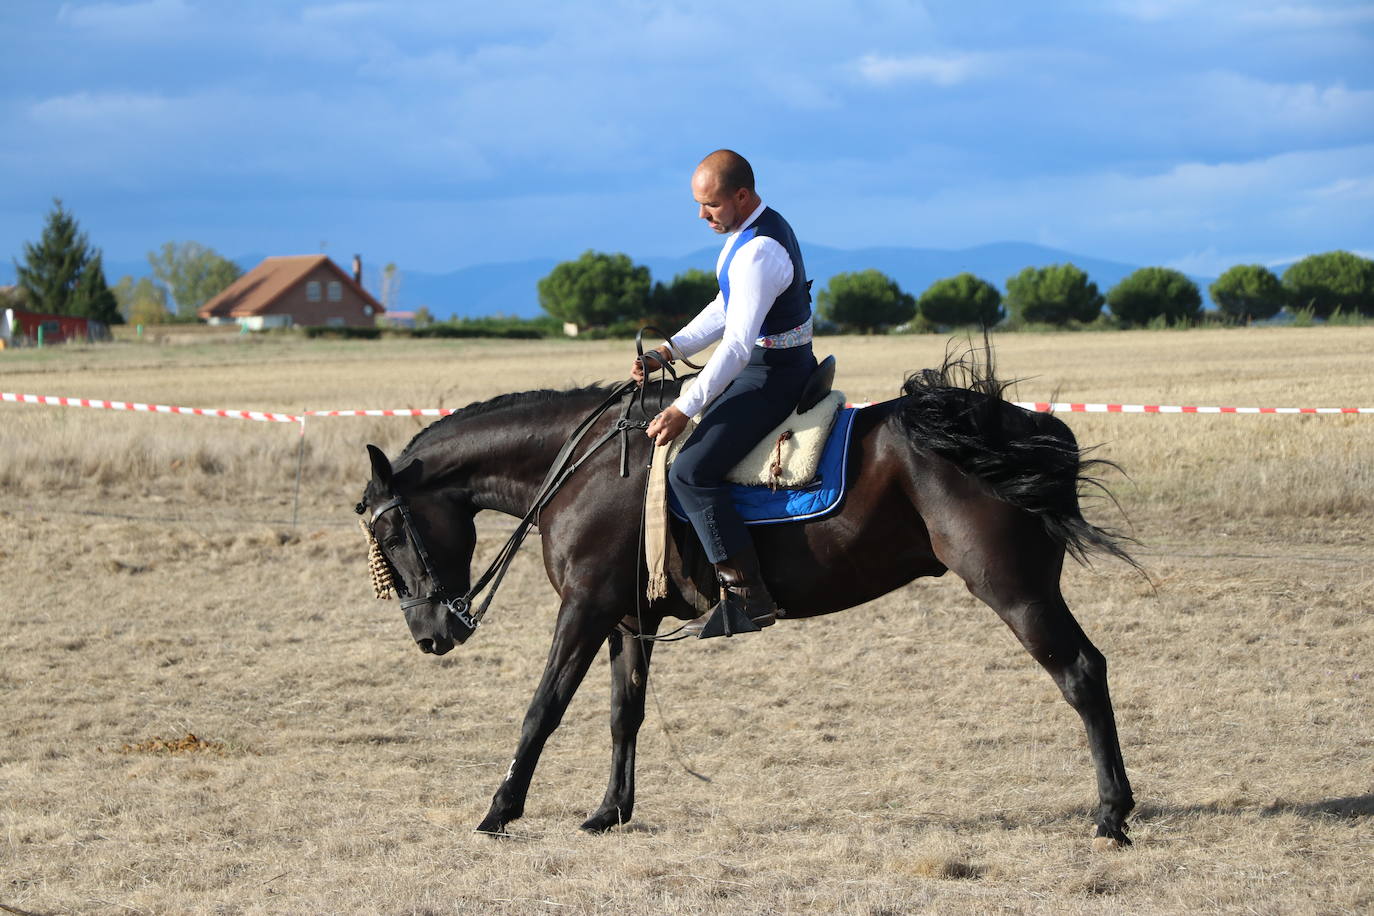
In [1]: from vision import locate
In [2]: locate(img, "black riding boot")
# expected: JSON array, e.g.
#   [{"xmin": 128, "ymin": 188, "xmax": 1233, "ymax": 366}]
[{"xmin": 683, "ymin": 545, "xmax": 778, "ymax": 638}]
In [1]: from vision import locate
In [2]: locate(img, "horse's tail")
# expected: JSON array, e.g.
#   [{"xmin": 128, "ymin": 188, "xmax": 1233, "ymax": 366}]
[{"xmin": 895, "ymin": 337, "xmax": 1140, "ymax": 571}]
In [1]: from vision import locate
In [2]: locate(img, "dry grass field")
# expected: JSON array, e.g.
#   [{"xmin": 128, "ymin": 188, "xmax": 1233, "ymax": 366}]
[{"xmin": 2, "ymin": 328, "xmax": 1371, "ymax": 915}]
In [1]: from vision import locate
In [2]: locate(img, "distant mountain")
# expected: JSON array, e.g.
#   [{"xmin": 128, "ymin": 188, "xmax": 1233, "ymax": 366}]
[
  {"xmin": 391, "ymin": 241, "xmax": 1217, "ymax": 320},
  {"xmin": 399, "ymin": 257, "xmax": 560, "ymax": 319},
  {"xmin": 1, "ymin": 243, "xmax": 1218, "ymax": 319}
]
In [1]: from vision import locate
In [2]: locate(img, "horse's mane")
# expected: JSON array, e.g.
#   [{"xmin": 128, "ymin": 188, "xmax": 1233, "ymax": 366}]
[{"xmin": 398, "ymin": 383, "xmax": 624, "ymax": 458}]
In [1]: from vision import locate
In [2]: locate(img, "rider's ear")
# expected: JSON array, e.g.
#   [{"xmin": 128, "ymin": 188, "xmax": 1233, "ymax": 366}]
[{"xmin": 367, "ymin": 444, "xmax": 393, "ymax": 490}]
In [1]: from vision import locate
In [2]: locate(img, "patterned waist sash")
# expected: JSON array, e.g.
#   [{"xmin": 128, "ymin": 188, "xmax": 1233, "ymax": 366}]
[{"xmin": 756, "ymin": 316, "xmax": 813, "ymax": 349}]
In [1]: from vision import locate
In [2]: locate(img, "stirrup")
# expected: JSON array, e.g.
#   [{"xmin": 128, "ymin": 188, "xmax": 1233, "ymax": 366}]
[{"xmin": 691, "ymin": 601, "xmax": 769, "ymax": 639}]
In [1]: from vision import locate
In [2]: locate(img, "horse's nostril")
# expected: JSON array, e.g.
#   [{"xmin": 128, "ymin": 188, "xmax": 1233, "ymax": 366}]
[{"xmin": 417, "ymin": 638, "xmax": 435, "ymax": 654}]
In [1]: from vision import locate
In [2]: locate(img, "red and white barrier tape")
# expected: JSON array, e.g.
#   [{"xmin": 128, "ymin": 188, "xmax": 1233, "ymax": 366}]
[
  {"xmin": 5, "ymin": 391, "xmax": 1372, "ymax": 421},
  {"xmin": 1012, "ymin": 402, "xmax": 1374, "ymax": 415},
  {"xmin": 845, "ymin": 400, "xmax": 1374, "ymax": 414},
  {"xmin": 2, "ymin": 391, "xmax": 301, "ymax": 423},
  {"xmin": 306, "ymin": 408, "xmax": 457, "ymax": 417},
  {"xmin": 314, "ymin": 402, "xmax": 1374, "ymax": 416}
]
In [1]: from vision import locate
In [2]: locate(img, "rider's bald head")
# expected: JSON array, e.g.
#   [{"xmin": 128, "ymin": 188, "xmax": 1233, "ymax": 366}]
[{"xmin": 695, "ymin": 149, "xmax": 755, "ymax": 195}]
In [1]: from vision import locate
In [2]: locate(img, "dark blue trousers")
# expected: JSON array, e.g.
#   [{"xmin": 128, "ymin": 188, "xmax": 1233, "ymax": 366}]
[{"xmin": 669, "ymin": 344, "xmax": 817, "ymax": 563}]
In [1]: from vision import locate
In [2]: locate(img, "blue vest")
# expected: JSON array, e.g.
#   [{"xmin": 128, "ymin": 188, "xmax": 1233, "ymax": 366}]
[{"xmin": 717, "ymin": 207, "xmax": 812, "ymax": 338}]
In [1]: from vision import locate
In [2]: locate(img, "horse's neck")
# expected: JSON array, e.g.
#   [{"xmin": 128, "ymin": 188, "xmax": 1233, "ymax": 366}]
[{"xmin": 414, "ymin": 394, "xmax": 604, "ymax": 518}]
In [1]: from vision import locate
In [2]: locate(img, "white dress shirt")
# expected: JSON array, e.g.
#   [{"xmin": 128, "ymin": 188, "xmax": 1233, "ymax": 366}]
[{"xmin": 668, "ymin": 201, "xmax": 795, "ymax": 418}]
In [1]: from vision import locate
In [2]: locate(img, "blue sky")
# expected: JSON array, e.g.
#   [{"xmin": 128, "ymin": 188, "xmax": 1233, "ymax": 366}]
[{"xmin": 2, "ymin": 0, "xmax": 1371, "ymax": 278}]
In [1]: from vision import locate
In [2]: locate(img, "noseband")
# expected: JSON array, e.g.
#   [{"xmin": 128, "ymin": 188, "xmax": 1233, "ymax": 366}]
[{"xmin": 369, "ymin": 495, "xmax": 481, "ymax": 636}]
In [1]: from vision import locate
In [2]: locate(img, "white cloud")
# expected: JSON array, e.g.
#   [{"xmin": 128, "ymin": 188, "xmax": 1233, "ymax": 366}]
[
  {"xmin": 1111, "ymin": 0, "xmax": 1210, "ymax": 22},
  {"xmin": 299, "ymin": 1, "xmax": 387, "ymax": 23},
  {"xmin": 29, "ymin": 90, "xmax": 171, "ymax": 124},
  {"xmin": 1198, "ymin": 72, "xmax": 1374, "ymax": 134},
  {"xmin": 786, "ymin": 144, "xmax": 1374, "ymax": 270},
  {"xmin": 8, "ymin": 0, "xmax": 1371, "ymax": 273},
  {"xmin": 1072, "ymin": 70, "xmax": 1374, "ymax": 153},
  {"xmin": 1114, "ymin": 0, "xmax": 1374, "ymax": 30},
  {"xmin": 57, "ymin": 0, "xmax": 192, "ymax": 32},
  {"xmin": 855, "ymin": 52, "xmax": 988, "ymax": 87},
  {"xmin": 1311, "ymin": 176, "xmax": 1374, "ymax": 200},
  {"xmin": 1237, "ymin": 4, "xmax": 1374, "ymax": 28},
  {"xmin": 20, "ymin": 86, "xmax": 495, "ymax": 190},
  {"xmin": 1166, "ymin": 248, "xmax": 1262, "ymax": 277}
]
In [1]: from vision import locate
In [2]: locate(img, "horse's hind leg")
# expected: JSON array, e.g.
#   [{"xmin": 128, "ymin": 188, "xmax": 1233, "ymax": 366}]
[
  {"xmin": 942, "ymin": 517, "xmax": 1135, "ymax": 845},
  {"xmin": 581, "ymin": 624, "xmax": 657, "ymax": 832},
  {"xmin": 994, "ymin": 591, "xmax": 1134, "ymax": 846}
]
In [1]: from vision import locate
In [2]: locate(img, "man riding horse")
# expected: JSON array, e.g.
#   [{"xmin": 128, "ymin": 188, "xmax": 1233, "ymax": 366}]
[{"xmin": 632, "ymin": 149, "xmax": 817, "ymax": 636}]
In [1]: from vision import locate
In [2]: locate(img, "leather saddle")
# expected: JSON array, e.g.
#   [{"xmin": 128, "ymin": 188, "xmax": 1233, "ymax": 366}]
[{"xmin": 797, "ymin": 354, "xmax": 836, "ymax": 415}]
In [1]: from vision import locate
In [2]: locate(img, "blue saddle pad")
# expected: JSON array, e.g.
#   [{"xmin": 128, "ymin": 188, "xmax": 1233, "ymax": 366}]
[{"xmin": 669, "ymin": 407, "xmax": 860, "ymax": 526}]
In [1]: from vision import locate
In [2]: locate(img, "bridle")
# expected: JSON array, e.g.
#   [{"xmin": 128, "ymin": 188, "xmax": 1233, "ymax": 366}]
[
  {"xmin": 360, "ymin": 332, "xmax": 697, "ymax": 642},
  {"xmin": 368, "ymin": 494, "xmax": 482, "ymax": 637}
]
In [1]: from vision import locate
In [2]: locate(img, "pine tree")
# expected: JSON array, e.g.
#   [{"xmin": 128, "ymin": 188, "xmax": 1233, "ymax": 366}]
[
  {"xmin": 72, "ymin": 252, "xmax": 122, "ymax": 324},
  {"xmin": 16, "ymin": 199, "xmax": 86, "ymax": 315},
  {"xmin": 14, "ymin": 199, "xmax": 122, "ymax": 323}
]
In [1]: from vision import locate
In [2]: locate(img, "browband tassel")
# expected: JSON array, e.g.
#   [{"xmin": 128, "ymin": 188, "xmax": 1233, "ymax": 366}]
[{"xmin": 359, "ymin": 518, "xmax": 395, "ymax": 599}]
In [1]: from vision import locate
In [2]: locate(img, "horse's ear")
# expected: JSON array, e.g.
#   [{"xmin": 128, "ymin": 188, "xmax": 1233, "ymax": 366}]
[
  {"xmin": 366, "ymin": 444, "xmax": 393, "ymax": 489},
  {"xmin": 394, "ymin": 458, "xmax": 424, "ymax": 489}
]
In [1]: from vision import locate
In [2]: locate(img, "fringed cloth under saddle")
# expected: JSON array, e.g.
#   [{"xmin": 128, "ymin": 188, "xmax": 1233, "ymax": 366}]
[{"xmin": 643, "ymin": 386, "xmax": 846, "ymax": 602}]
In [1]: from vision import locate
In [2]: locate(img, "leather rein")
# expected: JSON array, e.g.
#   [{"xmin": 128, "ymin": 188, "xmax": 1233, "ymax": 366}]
[{"xmin": 367, "ymin": 330, "xmax": 697, "ymax": 641}]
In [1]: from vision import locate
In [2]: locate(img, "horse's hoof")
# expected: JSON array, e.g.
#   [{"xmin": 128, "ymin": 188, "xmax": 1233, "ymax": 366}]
[
  {"xmin": 1092, "ymin": 836, "xmax": 1122, "ymax": 852},
  {"xmin": 579, "ymin": 806, "xmax": 629, "ymax": 833},
  {"xmin": 474, "ymin": 825, "xmax": 511, "ymax": 838},
  {"xmin": 475, "ymin": 813, "xmax": 513, "ymax": 837}
]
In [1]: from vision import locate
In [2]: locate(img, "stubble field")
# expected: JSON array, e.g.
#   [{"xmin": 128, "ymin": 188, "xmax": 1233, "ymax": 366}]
[{"xmin": 1, "ymin": 328, "xmax": 1371, "ymax": 914}]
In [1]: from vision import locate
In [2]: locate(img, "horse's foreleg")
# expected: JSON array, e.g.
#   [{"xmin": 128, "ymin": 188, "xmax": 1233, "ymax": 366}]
[
  {"xmin": 475, "ymin": 601, "xmax": 606, "ymax": 835},
  {"xmin": 581, "ymin": 624, "xmax": 657, "ymax": 832}
]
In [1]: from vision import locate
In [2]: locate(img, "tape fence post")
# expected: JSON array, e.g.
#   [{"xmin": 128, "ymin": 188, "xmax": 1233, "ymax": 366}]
[{"xmin": 292, "ymin": 414, "xmax": 307, "ymax": 528}]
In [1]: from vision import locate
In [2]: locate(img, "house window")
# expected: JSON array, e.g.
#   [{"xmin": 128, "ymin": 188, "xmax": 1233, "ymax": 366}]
[
  {"xmin": 306, "ymin": 281, "xmax": 321, "ymax": 302},
  {"xmin": 327, "ymin": 281, "xmax": 342, "ymax": 302},
  {"xmin": 326, "ymin": 317, "xmax": 346, "ymax": 327}
]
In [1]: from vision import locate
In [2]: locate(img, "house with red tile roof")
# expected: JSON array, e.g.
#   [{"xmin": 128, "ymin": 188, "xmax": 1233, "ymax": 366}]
[{"xmin": 198, "ymin": 255, "xmax": 383, "ymax": 329}]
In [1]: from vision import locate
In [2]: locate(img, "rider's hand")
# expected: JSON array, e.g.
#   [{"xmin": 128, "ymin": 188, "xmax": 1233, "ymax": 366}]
[
  {"xmin": 631, "ymin": 345, "xmax": 674, "ymax": 386},
  {"xmin": 646, "ymin": 405, "xmax": 690, "ymax": 446}
]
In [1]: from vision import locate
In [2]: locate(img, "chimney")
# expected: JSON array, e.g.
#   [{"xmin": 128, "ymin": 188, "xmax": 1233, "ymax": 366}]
[{"xmin": 351, "ymin": 254, "xmax": 362, "ymax": 286}]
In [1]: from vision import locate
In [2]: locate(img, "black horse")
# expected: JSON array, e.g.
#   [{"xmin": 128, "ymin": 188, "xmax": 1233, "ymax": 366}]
[{"xmin": 356, "ymin": 347, "xmax": 1138, "ymax": 846}]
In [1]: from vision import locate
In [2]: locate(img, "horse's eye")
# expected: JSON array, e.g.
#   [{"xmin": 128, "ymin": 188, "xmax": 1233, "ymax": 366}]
[{"xmin": 384, "ymin": 533, "xmax": 405, "ymax": 549}]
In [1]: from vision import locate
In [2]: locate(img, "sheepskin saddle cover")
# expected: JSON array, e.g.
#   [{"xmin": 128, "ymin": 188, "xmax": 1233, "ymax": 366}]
[{"xmin": 667, "ymin": 386, "xmax": 847, "ymax": 488}]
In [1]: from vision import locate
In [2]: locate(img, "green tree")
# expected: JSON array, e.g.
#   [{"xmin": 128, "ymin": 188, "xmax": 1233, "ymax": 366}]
[
  {"xmin": 1281, "ymin": 250, "xmax": 1374, "ymax": 318},
  {"xmin": 72, "ymin": 252, "xmax": 121, "ymax": 324},
  {"xmin": 14, "ymin": 198, "xmax": 122, "ymax": 322},
  {"xmin": 648, "ymin": 268, "xmax": 717, "ymax": 330},
  {"xmin": 1004, "ymin": 263, "xmax": 1104, "ymax": 325},
  {"xmin": 917, "ymin": 272, "xmax": 1004, "ymax": 328},
  {"xmin": 113, "ymin": 275, "xmax": 172, "ymax": 325},
  {"xmin": 816, "ymin": 269, "xmax": 916, "ymax": 333},
  {"xmin": 1106, "ymin": 267, "xmax": 1202, "ymax": 327},
  {"xmin": 147, "ymin": 241, "xmax": 243, "ymax": 318},
  {"xmin": 1209, "ymin": 264, "xmax": 1286, "ymax": 323},
  {"xmin": 412, "ymin": 306, "xmax": 434, "ymax": 328},
  {"xmin": 537, "ymin": 250, "xmax": 650, "ymax": 328}
]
